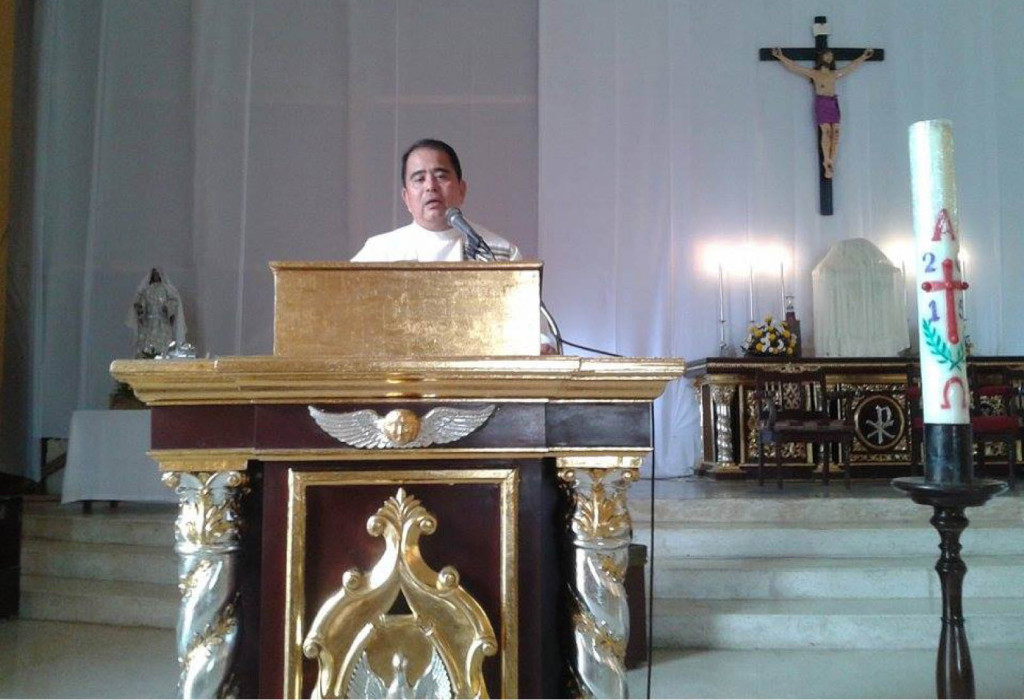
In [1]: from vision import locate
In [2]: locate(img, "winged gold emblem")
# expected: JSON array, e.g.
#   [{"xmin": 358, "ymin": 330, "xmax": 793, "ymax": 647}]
[{"xmin": 308, "ymin": 405, "xmax": 495, "ymax": 449}]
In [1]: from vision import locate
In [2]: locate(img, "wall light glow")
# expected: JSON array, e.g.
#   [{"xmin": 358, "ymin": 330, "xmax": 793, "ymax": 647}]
[
  {"xmin": 879, "ymin": 237, "xmax": 915, "ymax": 271},
  {"xmin": 702, "ymin": 242, "xmax": 791, "ymax": 276}
]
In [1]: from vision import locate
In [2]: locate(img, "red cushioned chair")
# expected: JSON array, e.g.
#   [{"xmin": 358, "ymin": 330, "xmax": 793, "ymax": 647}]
[
  {"xmin": 970, "ymin": 369, "xmax": 1019, "ymax": 491},
  {"xmin": 755, "ymin": 369, "xmax": 856, "ymax": 489},
  {"xmin": 908, "ymin": 367, "xmax": 1019, "ymax": 490}
]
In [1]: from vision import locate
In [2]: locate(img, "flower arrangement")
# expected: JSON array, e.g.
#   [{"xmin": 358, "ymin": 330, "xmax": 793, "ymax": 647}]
[{"xmin": 743, "ymin": 315, "xmax": 799, "ymax": 357}]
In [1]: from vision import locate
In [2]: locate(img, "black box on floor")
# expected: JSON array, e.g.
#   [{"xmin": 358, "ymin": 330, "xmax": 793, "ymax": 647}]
[
  {"xmin": 0, "ymin": 496, "xmax": 23, "ymax": 618},
  {"xmin": 625, "ymin": 542, "xmax": 648, "ymax": 669}
]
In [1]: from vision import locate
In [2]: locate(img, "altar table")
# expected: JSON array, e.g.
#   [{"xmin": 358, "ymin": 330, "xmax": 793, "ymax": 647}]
[
  {"xmin": 687, "ymin": 356, "xmax": 1024, "ymax": 478},
  {"xmin": 61, "ymin": 410, "xmax": 175, "ymax": 504}
]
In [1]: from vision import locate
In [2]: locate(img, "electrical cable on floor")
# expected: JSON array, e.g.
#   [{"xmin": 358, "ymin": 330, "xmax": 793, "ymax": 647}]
[
  {"xmin": 646, "ymin": 411, "xmax": 656, "ymax": 698},
  {"xmin": 554, "ymin": 332, "xmax": 648, "ymax": 692}
]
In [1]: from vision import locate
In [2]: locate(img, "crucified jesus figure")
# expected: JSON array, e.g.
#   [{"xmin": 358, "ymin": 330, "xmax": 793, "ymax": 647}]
[{"xmin": 771, "ymin": 47, "xmax": 874, "ymax": 179}]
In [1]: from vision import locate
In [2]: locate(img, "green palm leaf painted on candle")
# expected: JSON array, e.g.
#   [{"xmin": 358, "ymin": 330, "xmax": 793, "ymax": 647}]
[{"xmin": 922, "ymin": 319, "xmax": 966, "ymax": 371}]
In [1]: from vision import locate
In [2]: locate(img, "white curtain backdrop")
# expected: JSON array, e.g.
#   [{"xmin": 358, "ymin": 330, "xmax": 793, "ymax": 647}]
[
  {"xmin": 7, "ymin": 0, "xmax": 1024, "ymax": 479},
  {"xmin": 6, "ymin": 0, "xmax": 539, "ymax": 476},
  {"xmin": 539, "ymin": 0, "xmax": 1024, "ymax": 476}
]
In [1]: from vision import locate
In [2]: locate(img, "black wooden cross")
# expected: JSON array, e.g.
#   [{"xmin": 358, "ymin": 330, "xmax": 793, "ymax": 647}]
[{"xmin": 760, "ymin": 16, "xmax": 884, "ymax": 215}]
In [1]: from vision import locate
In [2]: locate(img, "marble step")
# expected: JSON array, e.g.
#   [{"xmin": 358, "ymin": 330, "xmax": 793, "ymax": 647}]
[
  {"xmin": 634, "ymin": 521, "xmax": 1024, "ymax": 559},
  {"xmin": 22, "ymin": 503, "xmax": 175, "ymax": 547},
  {"xmin": 629, "ymin": 492, "xmax": 1023, "ymax": 525},
  {"xmin": 651, "ymin": 597, "xmax": 1024, "ymax": 650},
  {"xmin": 651, "ymin": 555, "xmax": 1024, "ymax": 600},
  {"xmin": 19, "ymin": 574, "xmax": 178, "ymax": 629},
  {"xmin": 21, "ymin": 538, "xmax": 177, "ymax": 585}
]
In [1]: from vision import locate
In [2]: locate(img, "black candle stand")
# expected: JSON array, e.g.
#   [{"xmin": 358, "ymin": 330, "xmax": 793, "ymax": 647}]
[{"xmin": 892, "ymin": 476, "xmax": 1007, "ymax": 699}]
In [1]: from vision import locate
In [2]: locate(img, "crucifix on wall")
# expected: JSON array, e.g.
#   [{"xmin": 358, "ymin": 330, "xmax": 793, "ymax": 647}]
[{"xmin": 760, "ymin": 16, "xmax": 884, "ymax": 215}]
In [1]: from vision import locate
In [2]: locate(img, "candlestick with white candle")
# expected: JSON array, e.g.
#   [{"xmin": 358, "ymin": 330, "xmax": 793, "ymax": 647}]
[
  {"xmin": 908, "ymin": 119, "xmax": 973, "ymax": 484},
  {"xmin": 900, "ymin": 260, "xmax": 908, "ymax": 313},
  {"xmin": 779, "ymin": 261, "xmax": 786, "ymax": 316},
  {"xmin": 748, "ymin": 261, "xmax": 755, "ymax": 325},
  {"xmin": 718, "ymin": 264, "xmax": 726, "ymax": 322},
  {"xmin": 717, "ymin": 263, "xmax": 729, "ymax": 355}
]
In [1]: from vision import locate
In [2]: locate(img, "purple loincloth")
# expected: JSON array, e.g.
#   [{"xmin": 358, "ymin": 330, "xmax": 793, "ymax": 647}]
[{"xmin": 815, "ymin": 95, "xmax": 841, "ymax": 125}]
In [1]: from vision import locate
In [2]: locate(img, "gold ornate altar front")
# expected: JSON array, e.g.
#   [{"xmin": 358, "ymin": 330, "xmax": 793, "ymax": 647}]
[
  {"xmin": 688, "ymin": 356, "xmax": 1024, "ymax": 478},
  {"xmin": 113, "ymin": 263, "xmax": 685, "ymax": 700}
]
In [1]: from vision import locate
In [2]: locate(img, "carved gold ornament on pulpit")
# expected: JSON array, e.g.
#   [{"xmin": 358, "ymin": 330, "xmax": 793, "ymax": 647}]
[{"xmin": 302, "ymin": 488, "xmax": 497, "ymax": 699}]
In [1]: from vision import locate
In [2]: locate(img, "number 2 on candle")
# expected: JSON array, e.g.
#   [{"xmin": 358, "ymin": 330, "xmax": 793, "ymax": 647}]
[{"xmin": 922, "ymin": 251, "xmax": 936, "ymax": 273}]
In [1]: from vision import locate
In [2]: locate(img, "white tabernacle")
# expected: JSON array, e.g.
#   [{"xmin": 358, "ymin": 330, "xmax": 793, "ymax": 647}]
[{"xmin": 812, "ymin": 238, "xmax": 910, "ymax": 357}]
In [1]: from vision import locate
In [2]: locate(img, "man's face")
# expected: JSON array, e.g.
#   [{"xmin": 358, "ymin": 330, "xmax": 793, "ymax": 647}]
[{"xmin": 401, "ymin": 147, "xmax": 467, "ymax": 231}]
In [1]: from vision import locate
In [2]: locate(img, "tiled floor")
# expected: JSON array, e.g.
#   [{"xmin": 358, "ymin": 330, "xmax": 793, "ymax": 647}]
[
  {"xmin": 0, "ymin": 619, "xmax": 177, "ymax": 698},
  {"xmin": 1, "ymin": 619, "xmax": 1022, "ymax": 698},
  {"xmin": 630, "ymin": 647, "xmax": 1024, "ymax": 698}
]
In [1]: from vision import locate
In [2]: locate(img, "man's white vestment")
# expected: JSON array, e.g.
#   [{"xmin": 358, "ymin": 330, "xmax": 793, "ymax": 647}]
[{"xmin": 351, "ymin": 222, "xmax": 519, "ymax": 262}]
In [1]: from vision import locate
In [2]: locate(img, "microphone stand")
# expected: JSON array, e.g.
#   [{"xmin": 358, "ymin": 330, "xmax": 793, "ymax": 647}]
[{"xmin": 540, "ymin": 302, "xmax": 564, "ymax": 355}]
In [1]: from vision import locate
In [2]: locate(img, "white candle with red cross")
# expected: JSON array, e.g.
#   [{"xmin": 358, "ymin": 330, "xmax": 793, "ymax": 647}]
[{"xmin": 909, "ymin": 120, "xmax": 970, "ymax": 426}]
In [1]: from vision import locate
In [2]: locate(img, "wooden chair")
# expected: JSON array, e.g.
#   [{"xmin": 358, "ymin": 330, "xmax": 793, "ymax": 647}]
[
  {"xmin": 754, "ymin": 369, "xmax": 856, "ymax": 489},
  {"xmin": 969, "ymin": 367, "xmax": 1019, "ymax": 491}
]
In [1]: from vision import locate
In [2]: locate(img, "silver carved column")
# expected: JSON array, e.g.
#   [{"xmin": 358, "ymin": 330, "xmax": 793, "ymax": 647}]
[
  {"xmin": 557, "ymin": 456, "xmax": 641, "ymax": 699},
  {"xmin": 163, "ymin": 471, "xmax": 249, "ymax": 699},
  {"xmin": 709, "ymin": 383, "xmax": 736, "ymax": 467}
]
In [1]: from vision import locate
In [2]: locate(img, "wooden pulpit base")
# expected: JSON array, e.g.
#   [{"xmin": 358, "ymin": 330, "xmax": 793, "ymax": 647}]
[{"xmin": 113, "ymin": 355, "xmax": 684, "ymax": 699}]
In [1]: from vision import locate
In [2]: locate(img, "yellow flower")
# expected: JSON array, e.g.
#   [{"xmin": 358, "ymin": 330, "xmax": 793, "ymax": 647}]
[
  {"xmin": 755, "ymin": 343, "xmax": 764, "ymax": 352},
  {"xmin": 782, "ymin": 329, "xmax": 791, "ymax": 338},
  {"xmin": 764, "ymin": 315, "xmax": 773, "ymax": 323},
  {"xmin": 786, "ymin": 347, "xmax": 794, "ymax": 355}
]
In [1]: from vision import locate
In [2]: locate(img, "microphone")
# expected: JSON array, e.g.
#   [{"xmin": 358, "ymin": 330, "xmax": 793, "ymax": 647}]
[{"xmin": 445, "ymin": 207, "xmax": 494, "ymax": 260}]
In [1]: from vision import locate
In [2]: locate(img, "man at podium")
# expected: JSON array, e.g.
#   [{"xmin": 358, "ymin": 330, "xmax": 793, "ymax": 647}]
[
  {"xmin": 351, "ymin": 138, "xmax": 522, "ymax": 262},
  {"xmin": 352, "ymin": 138, "xmax": 558, "ymax": 353}
]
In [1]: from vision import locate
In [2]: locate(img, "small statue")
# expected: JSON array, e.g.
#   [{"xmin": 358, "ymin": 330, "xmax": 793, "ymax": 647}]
[
  {"xmin": 784, "ymin": 295, "xmax": 803, "ymax": 357},
  {"xmin": 128, "ymin": 268, "xmax": 187, "ymax": 358}
]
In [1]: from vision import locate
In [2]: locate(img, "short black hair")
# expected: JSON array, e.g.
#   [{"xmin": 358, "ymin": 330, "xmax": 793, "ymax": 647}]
[{"xmin": 400, "ymin": 138, "xmax": 463, "ymax": 183}]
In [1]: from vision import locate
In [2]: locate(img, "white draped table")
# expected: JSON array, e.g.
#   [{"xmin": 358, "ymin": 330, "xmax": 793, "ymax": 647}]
[{"xmin": 61, "ymin": 409, "xmax": 174, "ymax": 504}]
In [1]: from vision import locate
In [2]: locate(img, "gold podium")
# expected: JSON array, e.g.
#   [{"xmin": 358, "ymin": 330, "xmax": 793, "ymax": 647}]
[{"xmin": 111, "ymin": 262, "xmax": 685, "ymax": 699}]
